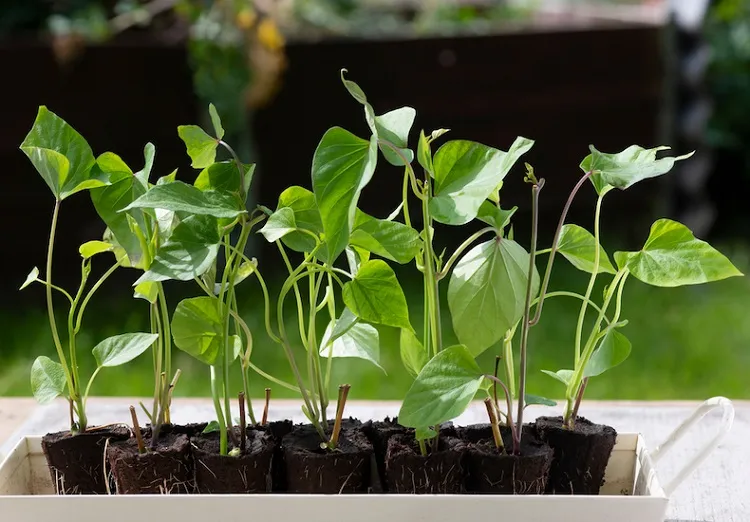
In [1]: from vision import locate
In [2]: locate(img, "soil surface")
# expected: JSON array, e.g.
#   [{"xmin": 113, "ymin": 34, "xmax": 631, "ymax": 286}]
[
  {"xmin": 107, "ymin": 432, "xmax": 195, "ymax": 494},
  {"xmin": 461, "ymin": 424, "xmax": 553, "ymax": 494},
  {"xmin": 41, "ymin": 426, "xmax": 129, "ymax": 495},
  {"xmin": 192, "ymin": 427, "xmax": 274, "ymax": 493},
  {"xmin": 535, "ymin": 416, "xmax": 617, "ymax": 495},
  {"xmin": 282, "ymin": 423, "xmax": 373, "ymax": 493},
  {"xmin": 385, "ymin": 433, "xmax": 465, "ymax": 494}
]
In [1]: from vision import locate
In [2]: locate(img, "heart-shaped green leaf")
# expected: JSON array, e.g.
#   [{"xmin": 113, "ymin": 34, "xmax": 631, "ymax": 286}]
[
  {"xmin": 342, "ymin": 259, "xmax": 410, "ymax": 329},
  {"xmin": 259, "ymin": 207, "xmax": 297, "ymax": 242},
  {"xmin": 541, "ymin": 369, "xmax": 574, "ymax": 386},
  {"xmin": 312, "ymin": 127, "xmax": 378, "ymax": 263},
  {"xmin": 320, "ymin": 314, "xmax": 384, "ymax": 373},
  {"xmin": 124, "ymin": 181, "xmax": 244, "ymax": 219},
  {"xmin": 79, "ymin": 240, "xmax": 113, "ymax": 259},
  {"xmin": 614, "ymin": 219, "xmax": 743, "ymax": 287},
  {"xmin": 400, "ymin": 328, "xmax": 427, "ymax": 378},
  {"xmin": 194, "ymin": 161, "xmax": 252, "ymax": 196},
  {"xmin": 448, "ymin": 238, "xmax": 539, "ymax": 356},
  {"xmin": 136, "ymin": 214, "xmax": 220, "ymax": 283},
  {"xmin": 557, "ymin": 224, "xmax": 616, "ymax": 275},
  {"xmin": 274, "ymin": 186, "xmax": 325, "ymax": 255},
  {"xmin": 93, "ymin": 332, "xmax": 159, "ymax": 368},
  {"xmin": 20, "ymin": 106, "xmax": 100, "ymax": 200},
  {"xmin": 178, "ymin": 125, "xmax": 218, "ymax": 168},
  {"xmin": 349, "ymin": 209, "xmax": 421, "ymax": 264},
  {"xmin": 584, "ymin": 328, "xmax": 632, "ymax": 378},
  {"xmin": 31, "ymin": 356, "xmax": 67, "ymax": 404},
  {"xmin": 430, "ymin": 137, "xmax": 533, "ymax": 225},
  {"xmin": 375, "ymin": 107, "xmax": 415, "ymax": 166},
  {"xmin": 171, "ymin": 296, "xmax": 224, "ymax": 365},
  {"xmin": 134, "ymin": 281, "xmax": 159, "ymax": 303},
  {"xmin": 581, "ymin": 144, "xmax": 694, "ymax": 194},
  {"xmin": 398, "ymin": 345, "xmax": 483, "ymax": 428}
]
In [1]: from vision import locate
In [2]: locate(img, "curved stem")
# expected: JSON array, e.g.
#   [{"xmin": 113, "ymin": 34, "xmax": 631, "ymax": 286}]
[
  {"xmin": 574, "ymin": 193, "xmax": 605, "ymax": 366},
  {"xmin": 484, "ymin": 374, "xmax": 518, "ymax": 452},
  {"xmin": 210, "ymin": 365, "xmax": 228, "ymax": 455},
  {"xmin": 530, "ymin": 291, "xmax": 610, "ymax": 322},
  {"xmin": 277, "ymin": 241, "xmax": 311, "ymax": 351},
  {"xmin": 74, "ymin": 262, "xmax": 120, "ymax": 333},
  {"xmin": 516, "ymin": 179, "xmax": 544, "ymax": 446},
  {"xmin": 402, "ymin": 170, "xmax": 412, "ymax": 228},
  {"xmin": 45, "ymin": 200, "xmax": 75, "ymax": 412},
  {"xmin": 82, "ymin": 366, "xmax": 102, "ymax": 410},
  {"xmin": 437, "ymin": 227, "xmax": 495, "ymax": 280},
  {"xmin": 530, "ymin": 171, "xmax": 592, "ymax": 326}
]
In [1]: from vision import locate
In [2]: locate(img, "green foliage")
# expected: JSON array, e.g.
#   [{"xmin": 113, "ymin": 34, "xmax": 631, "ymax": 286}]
[
  {"xmin": 557, "ymin": 224, "xmax": 616, "ymax": 275},
  {"xmin": 350, "ymin": 210, "xmax": 421, "ymax": 264},
  {"xmin": 343, "ymin": 260, "xmax": 410, "ymax": 329},
  {"xmin": 92, "ymin": 333, "xmax": 158, "ymax": 368},
  {"xmin": 177, "ymin": 125, "xmax": 219, "ymax": 169},
  {"xmin": 399, "ymin": 328, "xmax": 427, "ymax": 378},
  {"xmin": 171, "ymin": 297, "xmax": 224, "ymax": 365},
  {"xmin": 30, "ymin": 356, "xmax": 66, "ymax": 405},
  {"xmin": 398, "ymin": 345, "xmax": 483, "ymax": 428},
  {"xmin": 259, "ymin": 207, "xmax": 297, "ymax": 242},
  {"xmin": 584, "ymin": 329, "xmax": 631, "ymax": 379},
  {"xmin": 615, "ymin": 219, "xmax": 743, "ymax": 287},
  {"xmin": 448, "ymin": 238, "xmax": 539, "ymax": 356},
  {"xmin": 125, "ymin": 181, "xmax": 244, "ymax": 219}
]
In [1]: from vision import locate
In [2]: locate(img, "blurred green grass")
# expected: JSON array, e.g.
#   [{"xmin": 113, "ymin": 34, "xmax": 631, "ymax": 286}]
[{"xmin": 1, "ymin": 243, "xmax": 749, "ymax": 407}]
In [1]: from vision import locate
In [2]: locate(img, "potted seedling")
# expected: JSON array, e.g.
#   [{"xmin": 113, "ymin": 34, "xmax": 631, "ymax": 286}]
[
  {"xmin": 528, "ymin": 146, "xmax": 744, "ymax": 494},
  {"xmin": 19, "ymin": 107, "xmax": 159, "ymax": 494}
]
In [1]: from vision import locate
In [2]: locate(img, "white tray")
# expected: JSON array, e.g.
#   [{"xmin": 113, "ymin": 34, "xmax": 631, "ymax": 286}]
[{"xmin": 0, "ymin": 398, "xmax": 733, "ymax": 522}]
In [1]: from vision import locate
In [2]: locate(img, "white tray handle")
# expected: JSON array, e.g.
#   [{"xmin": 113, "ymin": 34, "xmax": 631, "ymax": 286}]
[{"xmin": 650, "ymin": 396, "xmax": 734, "ymax": 495}]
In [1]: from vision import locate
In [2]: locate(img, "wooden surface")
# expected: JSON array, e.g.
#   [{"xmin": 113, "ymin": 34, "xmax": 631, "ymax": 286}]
[{"xmin": 1, "ymin": 398, "xmax": 747, "ymax": 521}]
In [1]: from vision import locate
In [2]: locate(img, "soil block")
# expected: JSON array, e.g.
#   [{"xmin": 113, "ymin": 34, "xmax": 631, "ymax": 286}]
[
  {"xmin": 535, "ymin": 416, "xmax": 617, "ymax": 495},
  {"xmin": 265, "ymin": 420, "xmax": 293, "ymax": 492},
  {"xmin": 282, "ymin": 423, "xmax": 373, "ymax": 493},
  {"xmin": 193, "ymin": 427, "xmax": 274, "ymax": 494},
  {"xmin": 385, "ymin": 433, "xmax": 465, "ymax": 494},
  {"xmin": 461, "ymin": 424, "xmax": 553, "ymax": 494},
  {"xmin": 107, "ymin": 432, "xmax": 195, "ymax": 494},
  {"xmin": 41, "ymin": 426, "xmax": 129, "ymax": 495},
  {"xmin": 361, "ymin": 417, "xmax": 407, "ymax": 492}
]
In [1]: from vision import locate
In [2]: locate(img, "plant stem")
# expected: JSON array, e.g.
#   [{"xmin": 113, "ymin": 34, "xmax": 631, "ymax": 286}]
[
  {"xmin": 130, "ymin": 406, "xmax": 146, "ymax": 454},
  {"xmin": 401, "ymin": 170, "xmax": 412, "ymax": 228},
  {"xmin": 45, "ymin": 200, "xmax": 75, "ymax": 428},
  {"xmin": 329, "ymin": 384, "xmax": 351, "ymax": 449},
  {"xmin": 421, "ymin": 179, "xmax": 441, "ymax": 357},
  {"xmin": 73, "ymin": 262, "xmax": 120, "ymax": 333},
  {"xmin": 210, "ymin": 365, "xmax": 228, "ymax": 455},
  {"xmin": 574, "ymin": 193, "xmax": 605, "ymax": 366},
  {"xmin": 530, "ymin": 171, "xmax": 591, "ymax": 326},
  {"xmin": 437, "ymin": 227, "xmax": 496, "ymax": 280},
  {"xmin": 166, "ymin": 369, "xmax": 181, "ymax": 425},
  {"xmin": 277, "ymin": 242, "xmax": 310, "ymax": 352},
  {"xmin": 484, "ymin": 398, "xmax": 505, "ymax": 452},
  {"xmin": 484, "ymin": 374, "xmax": 517, "ymax": 451},
  {"xmin": 568, "ymin": 378, "xmax": 589, "ymax": 428},
  {"xmin": 149, "ymin": 302, "xmax": 162, "ymax": 444},
  {"xmin": 515, "ymin": 179, "xmax": 544, "ymax": 447},
  {"xmin": 239, "ymin": 392, "xmax": 247, "ymax": 454},
  {"xmin": 262, "ymin": 388, "xmax": 271, "ymax": 426},
  {"xmin": 155, "ymin": 282, "xmax": 171, "ymax": 434}
]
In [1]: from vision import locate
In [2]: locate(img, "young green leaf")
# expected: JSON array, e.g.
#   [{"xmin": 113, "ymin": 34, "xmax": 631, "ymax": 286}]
[
  {"xmin": 20, "ymin": 267, "xmax": 40, "ymax": 290},
  {"xmin": 375, "ymin": 107, "xmax": 416, "ymax": 166},
  {"xmin": 614, "ymin": 219, "xmax": 743, "ymax": 287},
  {"xmin": 417, "ymin": 130, "xmax": 434, "ymax": 175},
  {"xmin": 400, "ymin": 328, "xmax": 427, "ymax": 378},
  {"xmin": 134, "ymin": 143, "xmax": 156, "ymax": 188},
  {"xmin": 398, "ymin": 345, "xmax": 484, "ymax": 428},
  {"xmin": 90, "ymin": 153, "xmax": 148, "ymax": 267},
  {"xmin": 30, "ymin": 356, "xmax": 67, "ymax": 404},
  {"xmin": 202, "ymin": 420, "xmax": 220, "ymax": 434},
  {"xmin": 476, "ymin": 201, "xmax": 517, "ymax": 232},
  {"xmin": 20, "ymin": 106, "xmax": 101, "ymax": 200},
  {"xmin": 133, "ymin": 281, "xmax": 158, "ymax": 303},
  {"xmin": 208, "ymin": 103, "xmax": 225, "ymax": 140},
  {"xmin": 430, "ymin": 137, "xmax": 534, "ymax": 225},
  {"xmin": 556, "ymin": 224, "xmax": 616, "ymax": 275},
  {"xmin": 345, "ymin": 247, "xmax": 365, "ymax": 276},
  {"xmin": 312, "ymin": 127, "xmax": 378, "ymax": 262},
  {"xmin": 124, "ymin": 181, "xmax": 244, "ymax": 219},
  {"xmin": 259, "ymin": 207, "xmax": 297, "ymax": 242},
  {"xmin": 320, "ymin": 316, "xmax": 384, "ymax": 373},
  {"xmin": 343, "ymin": 259, "xmax": 410, "ymax": 329},
  {"xmin": 274, "ymin": 186, "xmax": 325, "ymax": 254},
  {"xmin": 541, "ymin": 369, "xmax": 574, "ymax": 386},
  {"xmin": 448, "ymin": 238, "xmax": 539, "ymax": 356},
  {"xmin": 415, "ymin": 427, "xmax": 438, "ymax": 440},
  {"xmin": 136, "ymin": 214, "xmax": 220, "ymax": 283},
  {"xmin": 79, "ymin": 240, "xmax": 113, "ymax": 259},
  {"xmin": 340, "ymin": 69, "xmax": 376, "ymax": 133},
  {"xmin": 349, "ymin": 210, "xmax": 421, "ymax": 264},
  {"xmin": 171, "ymin": 296, "xmax": 224, "ymax": 365},
  {"xmin": 157, "ymin": 169, "xmax": 178, "ymax": 186},
  {"xmin": 584, "ymin": 329, "xmax": 632, "ymax": 378},
  {"xmin": 581, "ymin": 144, "xmax": 694, "ymax": 194},
  {"xmin": 177, "ymin": 125, "xmax": 218, "ymax": 168},
  {"xmin": 92, "ymin": 332, "xmax": 159, "ymax": 368},
  {"xmin": 524, "ymin": 394, "xmax": 557, "ymax": 407},
  {"xmin": 194, "ymin": 161, "xmax": 251, "ymax": 195}
]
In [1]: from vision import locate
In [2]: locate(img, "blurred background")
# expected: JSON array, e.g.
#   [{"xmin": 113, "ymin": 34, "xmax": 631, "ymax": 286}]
[{"xmin": 1, "ymin": 0, "xmax": 748, "ymax": 404}]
